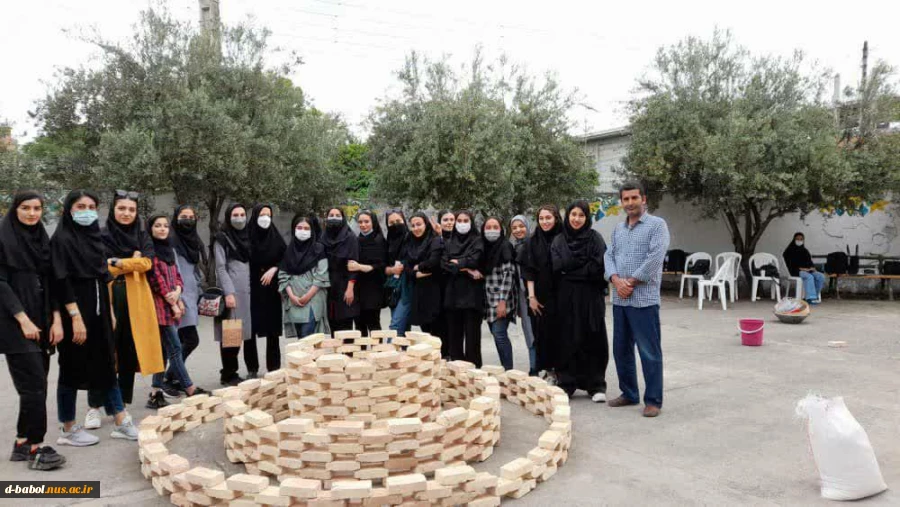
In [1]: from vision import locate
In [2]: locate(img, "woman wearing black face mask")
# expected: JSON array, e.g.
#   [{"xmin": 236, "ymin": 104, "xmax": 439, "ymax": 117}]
[
  {"xmin": 551, "ymin": 201, "xmax": 609, "ymax": 401},
  {"xmin": 320, "ymin": 207, "xmax": 360, "ymax": 333},
  {"xmin": 350, "ymin": 211, "xmax": 387, "ymax": 336},
  {"xmin": 1, "ymin": 191, "xmax": 66, "ymax": 469},
  {"xmin": 442, "ymin": 210, "xmax": 485, "ymax": 366},
  {"xmin": 279, "ymin": 215, "xmax": 330, "ymax": 338},
  {"xmin": 167, "ymin": 205, "xmax": 206, "ymax": 389},
  {"xmin": 246, "ymin": 204, "xmax": 286, "ymax": 375},
  {"xmin": 384, "ymin": 210, "xmax": 411, "ymax": 336},
  {"xmin": 214, "ymin": 204, "xmax": 253, "ymax": 385}
]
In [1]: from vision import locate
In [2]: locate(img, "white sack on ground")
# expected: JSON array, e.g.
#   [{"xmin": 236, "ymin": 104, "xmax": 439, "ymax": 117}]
[{"xmin": 795, "ymin": 394, "xmax": 887, "ymax": 501}]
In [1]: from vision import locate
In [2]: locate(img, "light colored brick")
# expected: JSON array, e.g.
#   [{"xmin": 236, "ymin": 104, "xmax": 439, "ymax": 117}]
[
  {"xmin": 204, "ymin": 481, "xmax": 238, "ymax": 500},
  {"xmin": 244, "ymin": 409, "xmax": 274, "ymax": 428},
  {"xmin": 435, "ymin": 465, "xmax": 476, "ymax": 486},
  {"xmin": 356, "ymin": 451, "xmax": 389, "ymax": 463},
  {"xmin": 326, "ymin": 460, "xmax": 361, "ymax": 472},
  {"xmin": 538, "ymin": 430, "xmax": 563, "ymax": 450},
  {"xmin": 495, "ymin": 477, "xmax": 522, "ymax": 496},
  {"xmin": 300, "ymin": 450, "xmax": 333, "ymax": 463},
  {"xmin": 386, "ymin": 418, "xmax": 422, "ymax": 435},
  {"xmin": 355, "ymin": 467, "xmax": 389, "ymax": 480},
  {"xmin": 255, "ymin": 486, "xmax": 290, "ymax": 506},
  {"xmin": 437, "ymin": 407, "xmax": 468, "ymax": 426},
  {"xmin": 367, "ymin": 386, "xmax": 399, "ymax": 398},
  {"xmin": 226, "ymin": 473, "xmax": 269, "ymax": 493},
  {"xmin": 385, "ymin": 473, "xmax": 427, "ymax": 495},
  {"xmin": 223, "ymin": 400, "xmax": 249, "ymax": 416},
  {"xmin": 280, "ymin": 477, "xmax": 321, "ymax": 499},
  {"xmin": 359, "ymin": 428, "xmax": 391, "ymax": 445},
  {"xmin": 185, "ymin": 467, "xmax": 225, "ymax": 487},
  {"xmin": 326, "ymin": 420, "xmax": 364, "ymax": 436},
  {"xmin": 316, "ymin": 353, "xmax": 350, "ymax": 369},
  {"xmin": 159, "ymin": 454, "xmax": 191, "ymax": 475},
  {"xmin": 500, "ymin": 458, "xmax": 534, "ymax": 480},
  {"xmin": 331, "ymin": 480, "xmax": 372, "ymax": 500}
]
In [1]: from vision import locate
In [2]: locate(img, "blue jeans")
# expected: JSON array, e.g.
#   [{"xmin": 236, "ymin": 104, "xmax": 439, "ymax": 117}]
[
  {"xmin": 489, "ymin": 318, "xmax": 513, "ymax": 370},
  {"xmin": 389, "ymin": 283, "xmax": 412, "ymax": 337},
  {"xmin": 612, "ymin": 305, "xmax": 663, "ymax": 408},
  {"xmin": 59, "ymin": 384, "xmax": 125, "ymax": 423},
  {"xmin": 294, "ymin": 307, "xmax": 319, "ymax": 339},
  {"xmin": 800, "ymin": 271, "xmax": 825, "ymax": 300},
  {"xmin": 153, "ymin": 326, "xmax": 193, "ymax": 390},
  {"xmin": 516, "ymin": 278, "xmax": 537, "ymax": 374}
]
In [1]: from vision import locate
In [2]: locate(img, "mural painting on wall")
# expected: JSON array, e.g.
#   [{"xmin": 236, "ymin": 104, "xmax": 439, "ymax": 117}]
[
  {"xmin": 819, "ymin": 198, "xmax": 892, "ymax": 218},
  {"xmin": 588, "ymin": 194, "xmax": 622, "ymax": 221}
]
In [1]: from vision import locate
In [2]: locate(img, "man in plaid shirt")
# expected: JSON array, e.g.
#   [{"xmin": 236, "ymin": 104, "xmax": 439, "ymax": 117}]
[{"xmin": 604, "ymin": 181, "xmax": 670, "ymax": 418}]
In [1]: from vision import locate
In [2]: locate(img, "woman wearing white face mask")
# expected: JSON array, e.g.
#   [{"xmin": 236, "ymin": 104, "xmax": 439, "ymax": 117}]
[
  {"xmin": 278, "ymin": 215, "xmax": 330, "ymax": 338},
  {"xmin": 246, "ymin": 204, "xmax": 286, "ymax": 377},
  {"xmin": 349, "ymin": 211, "xmax": 387, "ymax": 337},
  {"xmin": 214, "ymin": 204, "xmax": 253, "ymax": 386},
  {"xmin": 783, "ymin": 232, "xmax": 824, "ymax": 304},
  {"xmin": 441, "ymin": 210, "xmax": 485, "ymax": 366},
  {"xmin": 481, "ymin": 217, "xmax": 518, "ymax": 370}
]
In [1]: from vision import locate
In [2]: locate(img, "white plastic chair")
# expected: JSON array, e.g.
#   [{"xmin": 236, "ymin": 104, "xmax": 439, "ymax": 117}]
[
  {"xmin": 698, "ymin": 258, "xmax": 734, "ymax": 310},
  {"xmin": 749, "ymin": 253, "xmax": 782, "ymax": 302},
  {"xmin": 716, "ymin": 252, "xmax": 742, "ymax": 302},
  {"xmin": 782, "ymin": 269, "xmax": 803, "ymax": 300},
  {"xmin": 679, "ymin": 252, "xmax": 712, "ymax": 298}
]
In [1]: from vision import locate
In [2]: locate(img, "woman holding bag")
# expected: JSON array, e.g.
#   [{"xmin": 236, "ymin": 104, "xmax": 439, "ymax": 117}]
[{"xmin": 214, "ymin": 204, "xmax": 253, "ymax": 386}]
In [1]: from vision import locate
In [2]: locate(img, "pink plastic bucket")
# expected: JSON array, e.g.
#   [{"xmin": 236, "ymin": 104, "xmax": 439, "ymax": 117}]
[{"xmin": 739, "ymin": 319, "xmax": 765, "ymax": 346}]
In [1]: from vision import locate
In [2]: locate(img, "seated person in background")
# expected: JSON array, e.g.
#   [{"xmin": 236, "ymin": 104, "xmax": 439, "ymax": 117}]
[{"xmin": 783, "ymin": 232, "xmax": 824, "ymax": 305}]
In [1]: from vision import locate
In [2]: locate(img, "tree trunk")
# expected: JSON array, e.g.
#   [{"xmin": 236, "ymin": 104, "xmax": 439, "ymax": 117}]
[
  {"xmin": 723, "ymin": 205, "xmax": 783, "ymax": 297},
  {"xmin": 206, "ymin": 195, "xmax": 224, "ymax": 285}
]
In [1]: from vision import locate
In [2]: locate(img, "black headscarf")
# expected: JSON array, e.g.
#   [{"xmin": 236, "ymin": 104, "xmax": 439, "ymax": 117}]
[
  {"xmin": 405, "ymin": 212, "xmax": 440, "ymax": 266},
  {"xmin": 783, "ymin": 232, "xmax": 813, "ymax": 276},
  {"xmin": 481, "ymin": 217, "xmax": 514, "ymax": 274},
  {"xmin": 281, "ymin": 214, "xmax": 326, "ymax": 275},
  {"xmin": 560, "ymin": 201, "xmax": 595, "ymax": 262},
  {"xmin": 437, "ymin": 210, "xmax": 454, "ymax": 241},
  {"xmin": 385, "ymin": 210, "xmax": 408, "ymax": 266},
  {"xmin": 0, "ymin": 191, "xmax": 51, "ymax": 274},
  {"xmin": 522, "ymin": 204, "xmax": 563, "ymax": 272},
  {"xmin": 249, "ymin": 204, "xmax": 286, "ymax": 267},
  {"xmin": 445, "ymin": 210, "xmax": 480, "ymax": 260},
  {"xmin": 146, "ymin": 214, "xmax": 176, "ymax": 264},
  {"xmin": 51, "ymin": 190, "xmax": 107, "ymax": 279},
  {"xmin": 357, "ymin": 210, "xmax": 386, "ymax": 265},
  {"xmin": 216, "ymin": 203, "xmax": 251, "ymax": 263},
  {"xmin": 171, "ymin": 205, "xmax": 206, "ymax": 265},
  {"xmin": 321, "ymin": 207, "xmax": 355, "ymax": 261},
  {"xmin": 101, "ymin": 195, "xmax": 154, "ymax": 259}
]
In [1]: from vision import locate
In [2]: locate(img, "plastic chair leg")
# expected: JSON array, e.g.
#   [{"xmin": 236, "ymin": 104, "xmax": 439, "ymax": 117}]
[
  {"xmin": 680, "ymin": 277, "xmax": 685, "ymax": 299},
  {"xmin": 751, "ymin": 278, "xmax": 758, "ymax": 302},
  {"xmin": 720, "ymin": 285, "xmax": 727, "ymax": 310},
  {"xmin": 698, "ymin": 285, "xmax": 704, "ymax": 310}
]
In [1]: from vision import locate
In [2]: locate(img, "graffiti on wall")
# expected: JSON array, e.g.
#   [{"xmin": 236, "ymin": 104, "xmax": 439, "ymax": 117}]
[
  {"xmin": 588, "ymin": 195, "xmax": 622, "ymax": 221},
  {"xmin": 819, "ymin": 198, "xmax": 892, "ymax": 218}
]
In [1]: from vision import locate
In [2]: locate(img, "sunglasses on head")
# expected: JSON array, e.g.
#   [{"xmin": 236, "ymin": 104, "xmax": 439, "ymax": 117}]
[{"xmin": 115, "ymin": 190, "xmax": 140, "ymax": 200}]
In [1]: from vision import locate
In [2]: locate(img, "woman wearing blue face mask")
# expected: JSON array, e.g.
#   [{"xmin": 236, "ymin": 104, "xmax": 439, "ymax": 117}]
[
  {"xmin": 214, "ymin": 204, "xmax": 253, "ymax": 385},
  {"xmin": 349, "ymin": 210, "xmax": 387, "ymax": 336},
  {"xmin": 50, "ymin": 191, "xmax": 121, "ymax": 448},
  {"xmin": 279, "ymin": 215, "xmax": 330, "ymax": 338},
  {"xmin": 481, "ymin": 217, "xmax": 518, "ymax": 370}
]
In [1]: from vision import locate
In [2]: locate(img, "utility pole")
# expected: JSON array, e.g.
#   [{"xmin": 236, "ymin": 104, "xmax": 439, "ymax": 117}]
[{"xmin": 858, "ymin": 41, "xmax": 868, "ymax": 132}]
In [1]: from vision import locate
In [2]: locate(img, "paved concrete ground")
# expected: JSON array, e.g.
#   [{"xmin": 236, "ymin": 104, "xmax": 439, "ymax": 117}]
[{"xmin": 1, "ymin": 295, "xmax": 898, "ymax": 506}]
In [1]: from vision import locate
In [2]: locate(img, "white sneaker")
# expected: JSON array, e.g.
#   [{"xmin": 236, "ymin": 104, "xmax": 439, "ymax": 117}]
[
  {"xmin": 591, "ymin": 392, "xmax": 607, "ymax": 403},
  {"xmin": 57, "ymin": 425, "xmax": 100, "ymax": 447},
  {"xmin": 111, "ymin": 419, "xmax": 139, "ymax": 441},
  {"xmin": 84, "ymin": 408, "xmax": 102, "ymax": 430}
]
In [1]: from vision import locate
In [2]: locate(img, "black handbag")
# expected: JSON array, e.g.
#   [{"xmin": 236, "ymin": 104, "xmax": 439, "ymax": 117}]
[
  {"xmin": 753, "ymin": 263, "xmax": 780, "ymax": 279},
  {"xmin": 847, "ymin": 245, "xmax": 860, "ymax": 275},
  {"xmin": 384, "ymin": 276, "xmax": 402, "ymax": 309},
  {"xmin": 688, "ymin": 259, "xmax": 710, "ymax": 276}
]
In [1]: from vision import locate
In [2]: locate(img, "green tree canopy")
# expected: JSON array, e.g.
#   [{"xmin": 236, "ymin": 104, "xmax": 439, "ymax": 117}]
[
  {"xmin": 28, "ymin": 5, "xmax": 350, "ymax": 253},
  {"xmin": 623, "ymin": 31, "xmax": 896, "ymax": 275},
  {"xmin": 368, "ymin": 50, "xmax": 596, "ymax": 218}
]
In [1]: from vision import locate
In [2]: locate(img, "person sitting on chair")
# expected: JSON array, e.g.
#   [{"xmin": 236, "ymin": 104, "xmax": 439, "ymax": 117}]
[{"xmin": 783, "ymin": 232, "xmax": 824, "ymax": 305}]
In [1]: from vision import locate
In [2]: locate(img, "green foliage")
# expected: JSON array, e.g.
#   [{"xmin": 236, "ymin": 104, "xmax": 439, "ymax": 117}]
[
  {"xmin": 332, "ymin": 142, "xmax": 372, "ymax": 202},
  {"xmin": 27, "ymin": 5, "xmax": 350, "ymax": 243},
  {"xmin": 623, "ymin": 31, "xmax": 895, "ymax": 267},
  {"xmin": 368, "ymin": 50, "xmax": 596, "ymax": 218}
]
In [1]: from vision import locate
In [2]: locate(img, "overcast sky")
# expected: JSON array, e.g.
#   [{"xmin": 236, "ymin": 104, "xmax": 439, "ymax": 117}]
[{"xmin": 2, "ymin": 0, "xmax": 898, "ymax": 142}]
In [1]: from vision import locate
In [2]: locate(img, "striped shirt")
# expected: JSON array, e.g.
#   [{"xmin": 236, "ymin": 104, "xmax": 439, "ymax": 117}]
[
  {"xmin": 604, "ymin": 213, "xmax": 670, "ymax": 308},
  {"xmin": 148, "ymin": 256, "xmax": 185, "ymax": 326}
]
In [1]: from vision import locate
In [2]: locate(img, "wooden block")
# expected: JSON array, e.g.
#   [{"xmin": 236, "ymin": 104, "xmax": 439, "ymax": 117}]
[
  {"xmin": 528, "ymin": 447, "xmax": 552, "ymax": 465},
  {"xmin": 415, "ymin": 460, "xmax": 444, "ymax": 475},
  {"xmin": 280, "ymin": 477, "xmax": 321, "ymax": 499},
  {"xmin": 226, "ymin": 473, "xmax": 269, "ymax": 493},
  {"xmin": 356, "ymin": 451, "xmax": 389, "ymax": 463},
  {"xmin": 204, "ymin": 481, "xmax": 239, "ymax": 500},
  {"xmin": 359, "ymin": 428, "xmax": 392, "ymax": 445},
  {"xmin": 327, "ymin": 460, "xmax": 361, "ymax": 472},
  {"xmin": 331, "ymin": 480, "xmax": 372, "ymax": 500},
  {"xmin": 437, "ymin": 407, "xmax": 468, "ymax": 426},
  {"xmin": 159, "ymin": 453, "xmax": 191, "ymax": 475},
  {"xmin": 500, "ymin": 458, "xmax": 534, "ymax": 480},
  {"xmin": 143, "ymin": 442, "xmax": 169, "ymax": 463},
  {"xmin": 224, "ymin": 400, "xmax": 250, "ymax": 416},
  {"xmin": 538, "ymin": 430, "xmax": 563, "ymax": 450},
  {"xmin": 184, "ymin": 490, "xmax": 216, "ymax": 506},
  {"xmin": 139, "ymin": 415, "xmax": 164, "ymax": 430},
  {"xmin": 435, "ymin": 465, "xmax": 476, "ymax": 486},
  {"xmin": 302, "ymin": 429, "xmax": 332, "ymax": 445},
  {"xmin": 277, "ymin": 456, "xmax": 304, "ymax": 469},
  {"xmin": 386, "ymin": 439, "xmax": 419, "ymax": 453},
  {"xmin": 186, "ymin": 467, "xmax": 225, "ymax": 487},
  {"xmin": 417, "ymin": 422, "xmax": 445, "ymax": 440},
  {"xmin": 183, "ymin": 393, "xmax": 210, "ymax": 407},
  {"xmin": 202, "ymin": 412, "xmax": 223, "ymax": 423},
  {"xmin": 300, "ymin": 450, "xmax": 333, "ymax": 463},
  {"xmin": 328, "ymin": 442, "xmax": 364, "ymax": 454},
  {"xmin": 385, "ymin": 473, "xmax": 427, "ymax": 495},
  {"xmin": 326, "ymin": 420, "xmax": 365, "ymax": 436},
  {"xmin": 254, "ymin": 486, "xmax": 290, "ymax": 506},
  {"xmin": 422, "ymin": 480, "xmax": 452, "ymax": 500},
  {"xmin": 368, "ymin": 386, "xmax": 399, "ymax": 398},
  {"xmin": 279, "ymin": 439, "xmax": 306, "ymax": 452},
  {"xmin": 386, "ymin": 418, "xmax": 423, "ymax": 435},
  {"xmin": 495, "ymin": 477, "xmax": 522, "ymax": 496},
  {"xmin": 259, "ymin": 424, "xmax": 280, "ymax": 442},
  {"xmin": 317, "ymin": 353, "xmax": 351, "ymax": 369},
  {"xmin": 244, "ymin": 409, "xmax": 275, "ymax": 428},
  {"xmin": 551, "ymin": 406, "xmax": 571, "ymax": 423},
  {"xmin": 509, "ymin": 478, "xmax": 537, "ymax": 499},
  {"xmin": 355, "ymin": 467, "xmax": 389, "ymax": 480}
]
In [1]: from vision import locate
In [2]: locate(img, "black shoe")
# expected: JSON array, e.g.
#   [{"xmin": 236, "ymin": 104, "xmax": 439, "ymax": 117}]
[
  {"xmin": 189, "ymin": 386, "xmax": 211, "ymax": 396},
  {"xmin": 160, "ymin": 385, "xmax": 183, "ymax": 399},
  {"xmin": 146, "ymin": 392, "xmax": 169, "ymax": 410},
  {"xmin": 29, "ymin": 446, "xmax": 66, "ymax": 471},
  {"xmin": 10, "ymin": 441, "xmax": 30, "ymax": 462},
  {"xmin": 220, "ymin": 374, "xmax": 244, "ymax": 386},
  {"xmin": 246, "ymin": 371, "xmax": 258, "ymax": 380},
  {"xmin": 164, "ymin": 378, "xmax": 183, "ymax": 393}
]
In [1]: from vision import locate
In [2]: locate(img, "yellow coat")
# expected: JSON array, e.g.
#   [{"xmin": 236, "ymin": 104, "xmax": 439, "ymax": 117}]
[{"xmin": 108, "ymin": 258, "xmax": 164, "ymax": 375}]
